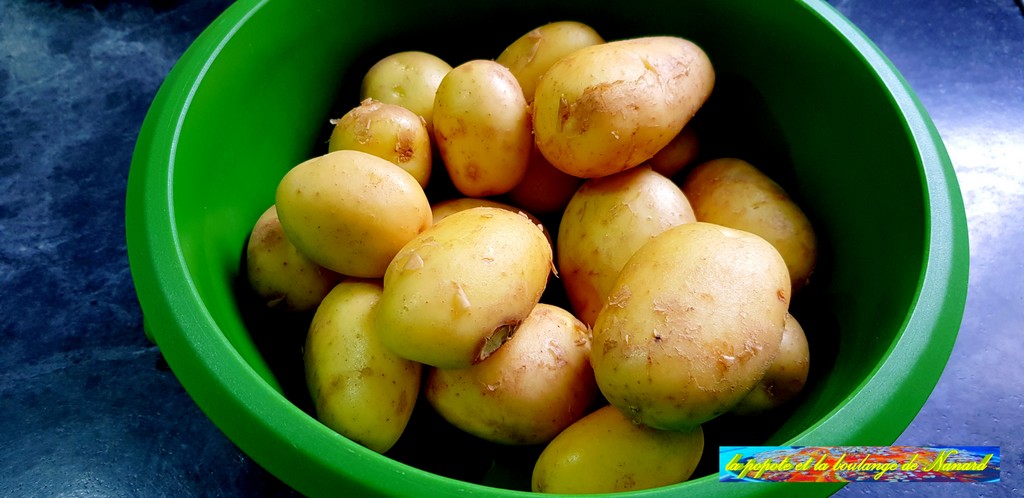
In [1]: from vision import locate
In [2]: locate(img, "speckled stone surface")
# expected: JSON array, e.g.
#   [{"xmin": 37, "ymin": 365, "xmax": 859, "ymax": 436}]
[{"xmin": 0, "ymin": 1, "xmax": 1020, "ymax": 497}]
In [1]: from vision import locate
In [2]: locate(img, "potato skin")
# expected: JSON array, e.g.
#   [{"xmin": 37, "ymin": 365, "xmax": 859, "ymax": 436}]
[
  {"xmin": 375, "ymin": 207, "xmax": 553, "ymax": 369},
  {"xmin": 649, "ymin": 124, "xmax": 700, "ymax": 179},
  {"xmin": 533, "ymin": 36, "xmax": 715, "ymax": 178},
  {"xmin": 495, "ymin": 21, "xmax": 605, "ymax": 102},
  {"xmin": 425, "ymin": 304, "xmax": 597, "ymax": 445},
  {"xmin": 557, "ymin": 166, "xmax": 696, "ymax": 327},
  {"xmin": 732, "ymin": 313, "xmax": 810, "ymax": 414},
  {"xmin": 430, "ymin": 197, "xmax": 551, "ymax": 245},
  {"xmin": 531, "ymin": 404, "xmax": 703, "ymax": 494},
  {"xmin": 682, "ymin": 157, "xmax": 818, "ymax": 292},
  {"xmin": 432, "ymin": 60, "xmax": 532, "ymax": 197},
  {"xmin": 245, "ymin": 205, "xmax": 341, "ymax": 311},
  {"xmin": 328, "ymin": 98, "xmax": 432, "ymax": 188},
  {"xmin": 591, "ymin": 222, "xmax": 791, "ymax": 430},
  {"xmin": 506, "ymin": 143, "xmax": 583, "ymax": 215},
  {"xmin": 275, "ymin": 150, "xmax": 432, "ymax": 278},
  {"xmin": 304, "ymin": 279, "xmax": 422, "ymax": 454},
  {"xmin": 360, "ymin": 51, "xmax": 452, "ymax": 134}
]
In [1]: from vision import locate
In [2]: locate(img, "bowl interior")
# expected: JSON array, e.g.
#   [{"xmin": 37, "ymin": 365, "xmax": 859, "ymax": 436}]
[{"xmin": 130, "ymin": 0, "xmax": 965, "ymax": 496}]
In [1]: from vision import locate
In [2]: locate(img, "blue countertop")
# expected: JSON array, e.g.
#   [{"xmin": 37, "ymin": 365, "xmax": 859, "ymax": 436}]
[{"xmin": 1, "ymin": 1, "xmax": 1020, "ymax": 496}]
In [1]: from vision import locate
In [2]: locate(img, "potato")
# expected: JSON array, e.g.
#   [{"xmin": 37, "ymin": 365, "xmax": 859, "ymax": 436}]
[
  {"xmin": 245, "ymin": 205, "xmax": 341, "ymax": 311},
  {"xmin": 531, "ymin": 404, "xmax": 703, "ymax": 494},
  {"xmin": 432, "ymin": 60, "xmax": 532, "ymax": 197},
  {"xmin": 591, "ymin": 222, "xmax": 791, "ymax": 430},
  {"xmin": 425, "ymin": 304, "xmax": 597, "ymax": 445},
  {"xmin": 533, "ymin": 36, "xmax": 715, "ymax": 178},
  {"xmin": 495, "ymin": 21, "xmax": 605, "ymax": 102},
  {"xmin": 731, "ymin": 313, "xmax": 810, "ymax": 415},
  {"xmin": 506, "ymin": 143, "xmax": 583, "ymax": 215},
  {"xmin": 557, "ymin": 166, "xmax": 696, "ymax": 327},
  {"xmin": 430, "ymin": 197, "xmax": 551, "ymax": 245},
  {"xmin": 304, "ymin": 279, "xmax": 422, "ymax": 453},
  {"xmin": 328, "ymin": 98, "xmax": 432, "ymax": 188},
  {"xmin": 360, "ymin": 51, "xmax": 452, "ymax": 134},
  {"xmin": 375, "ymin": 207, "xmax": 553, "ymax": 368},
  {"xmin": 648, "ymin": 124, "xmax": 700, "ymax": 179},
  {"xmin": 275, "ymin": 150, "xmax": 432, "ymax": 278},
  {"xmin": 682, "ymin": 157, "xmax": 818, "ymax": 292}
]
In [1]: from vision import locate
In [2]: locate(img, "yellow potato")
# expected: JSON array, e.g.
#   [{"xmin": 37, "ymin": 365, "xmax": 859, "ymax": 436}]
[
  {"xmin": 430, "ymin": 197, "xmax": 551, "ymax": 245},
  {"xmin": 245, "ymin": 205, "xmax": 341, "ymax": 311},
  {"xmin": 648, "ymin": 124, "xmax": 700, "ymax": 179},
  {"xmin": 533, "ymin": 36, "xmax": 715, "ymax": 178},
  {"xmin": 375, "ymin": 207, "xmax": 553, "ymax": 369},
  {"xmin": 531, "ymin": 405, "xmax": 703, "ymax": 494},
  {"xmin": 557, "ymin": 166, "xmax": 696, "ymax": 327},
  {"xmin": 591, "ymin": 222, "xmax": 791, "ymax": 430},
  {"xmin": 328, "ymin": 98, "xmax": 432, "ymax": 188},
  {"xmin": 432, "ymin": 60, "xmax": 532, "ymax": 197},
  {"xmin": 425, "ymin": 304, "xmax": 597, "ymax": 445},
  {"xmin": 360, "ymin": 51, "xmax": 452, "ymax": 134},
  {"xmin": 495, "ymin": 21, "xmax": 605, "ymax": 102},
  {"xmin": 506, "ymin": 143, "xmax": 583, "ymax": 215},
  {"xmin": 304, "ymin": 279, "xmax": 422, "ymax": 453},
  {"xmin": 682, "ymin": 157, "xmax": 818, "ymax": 292},
  {"xmin": 732, "ymin": 313, "xmax": 811, "ymax": 415},
  {"xmin": 275, "ymin": 150, "xmax": 432, "ymax": 278}
]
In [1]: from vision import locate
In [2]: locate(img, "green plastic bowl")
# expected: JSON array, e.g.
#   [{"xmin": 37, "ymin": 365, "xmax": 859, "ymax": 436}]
[{"xmin": 126, "ymin": 0, "xmax": 969, "ymax": 496}]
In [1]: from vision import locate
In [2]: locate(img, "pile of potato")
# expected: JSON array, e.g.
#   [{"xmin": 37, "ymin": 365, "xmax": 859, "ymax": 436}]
[{"xmin": 244, "ymin": 21, "xmax": 816, "ymax": 494}]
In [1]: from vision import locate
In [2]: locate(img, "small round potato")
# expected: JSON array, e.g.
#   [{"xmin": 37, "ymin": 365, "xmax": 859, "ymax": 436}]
[
  {"xmin": 506, "ymin": 143, "xmax": 584, "ymax": 215},
  {"xmin": 648, "ymin": 125, "xmax": 700, "ymax": 179},
  {"xmin": 425, "ymin": 304, "xmax": 597, "ymax": 445},
  {"xmin": 591, "ymin": 222, "xmax": 791, "ymax": 430},
  {"xmin": 533, "ymin": 36, "xmax": 715, "ymax": 178},
  {"xmin": 375, "ymin": 207, "xmax": 553, "ymax": 369},
  {"xmin": 275, "ymin": 150, "xmax": 432, "ymax": 278},
  {"xmin": 360, "ymin": 51, "xmax": 452, "ymax": 133},
  {"xmin": 304, "ymin": 279, "xmax": 422, "ymax": 454},
  {"xmin": 245, "ymin": 205, "xmax": 341, "ymax": 311},
  {"xmin": 732, "ymin": 313, "xmax": 811, "ymax": 415},
  {"xmin": 432, "ymin": 60, "xmax": 532, "ymax": 197},
  {"xmin": 557, "ymin": 166, "xmax": 696, "ymax": 327},
  {"xmin": 531, "ymin": 404, "xmax": 703, "ymax": 494},
  {"xmin": 682, "ymin": 157, "xmax": 818, "ymax": 292},
  {"xmin": 495, "ymin": 21, "xmax": 605, "ymax": 102},
  {"xmin": 328, "ymin": 98, "xmax": 432, "ymax": 188}
]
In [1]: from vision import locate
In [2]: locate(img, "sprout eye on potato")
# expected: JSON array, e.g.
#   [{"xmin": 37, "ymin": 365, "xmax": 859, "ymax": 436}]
[{"xmin": 240, "ymin": 21, "xmax": 827, "ymax": 494}]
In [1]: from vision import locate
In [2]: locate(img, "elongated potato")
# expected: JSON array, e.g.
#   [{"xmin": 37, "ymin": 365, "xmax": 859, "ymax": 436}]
[
  {"xmin": 558, "ymin": 166, "xmax": 696, "ymax": 327},
  {"xmin": 532, "ymin": 405, "xmax": 703, "ymax": 494},
  {"xmin": 433, "ymin": 60, "xmax": 532, "ymax": 197},
  {"xmin": 425, "ymin": 304, "xmax": 597, "ymax": 445},
  {"xmin": 304, "ymin": 279, "xmax": 422, "ymax": 453},
  {"xmin": 591, "ymin": 222, "xmax": 791, "ymax": 430},
  {"xmin": 732, "ymin": 313, "xmax": 811, "ymax": 414},
  {"xmin": 376, "ymin": 207, "xmax": 553, "ymax": 369},
  {"xmin": 328, "ymin": 98, "xmax": 432, "ymax": 188},
  {"xmin": 533, "ymin": 36, "xmax": 715, "ymax": 178},
  {"xmin": 682, "ymin": 157, "xmax": 818, "ymax": 292},
  {"xmin": 496, "ymin": 21, "xmax": 605, "ymax": 102},
  {"xmin": 360, "ymin": 51, "xmax": 452, "ymax": 134},
  {"xmin": 246, "ymin": 205, "xmax": 341, "ymax": 311},
  {"xmin": 275, "ymin": 150, "xmax": 432, "ymax": 278}
]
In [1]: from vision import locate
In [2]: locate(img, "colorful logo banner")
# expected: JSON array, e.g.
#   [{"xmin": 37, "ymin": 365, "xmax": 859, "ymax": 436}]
[{"xmin": 720, "ymin": 446, "xmax": 1000, "ymax": 483}]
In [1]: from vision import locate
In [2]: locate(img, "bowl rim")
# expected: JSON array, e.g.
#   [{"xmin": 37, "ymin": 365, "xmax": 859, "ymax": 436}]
[{"xmin": 125, "ymin": 0, "xmax": 969, "ymax": 496}]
